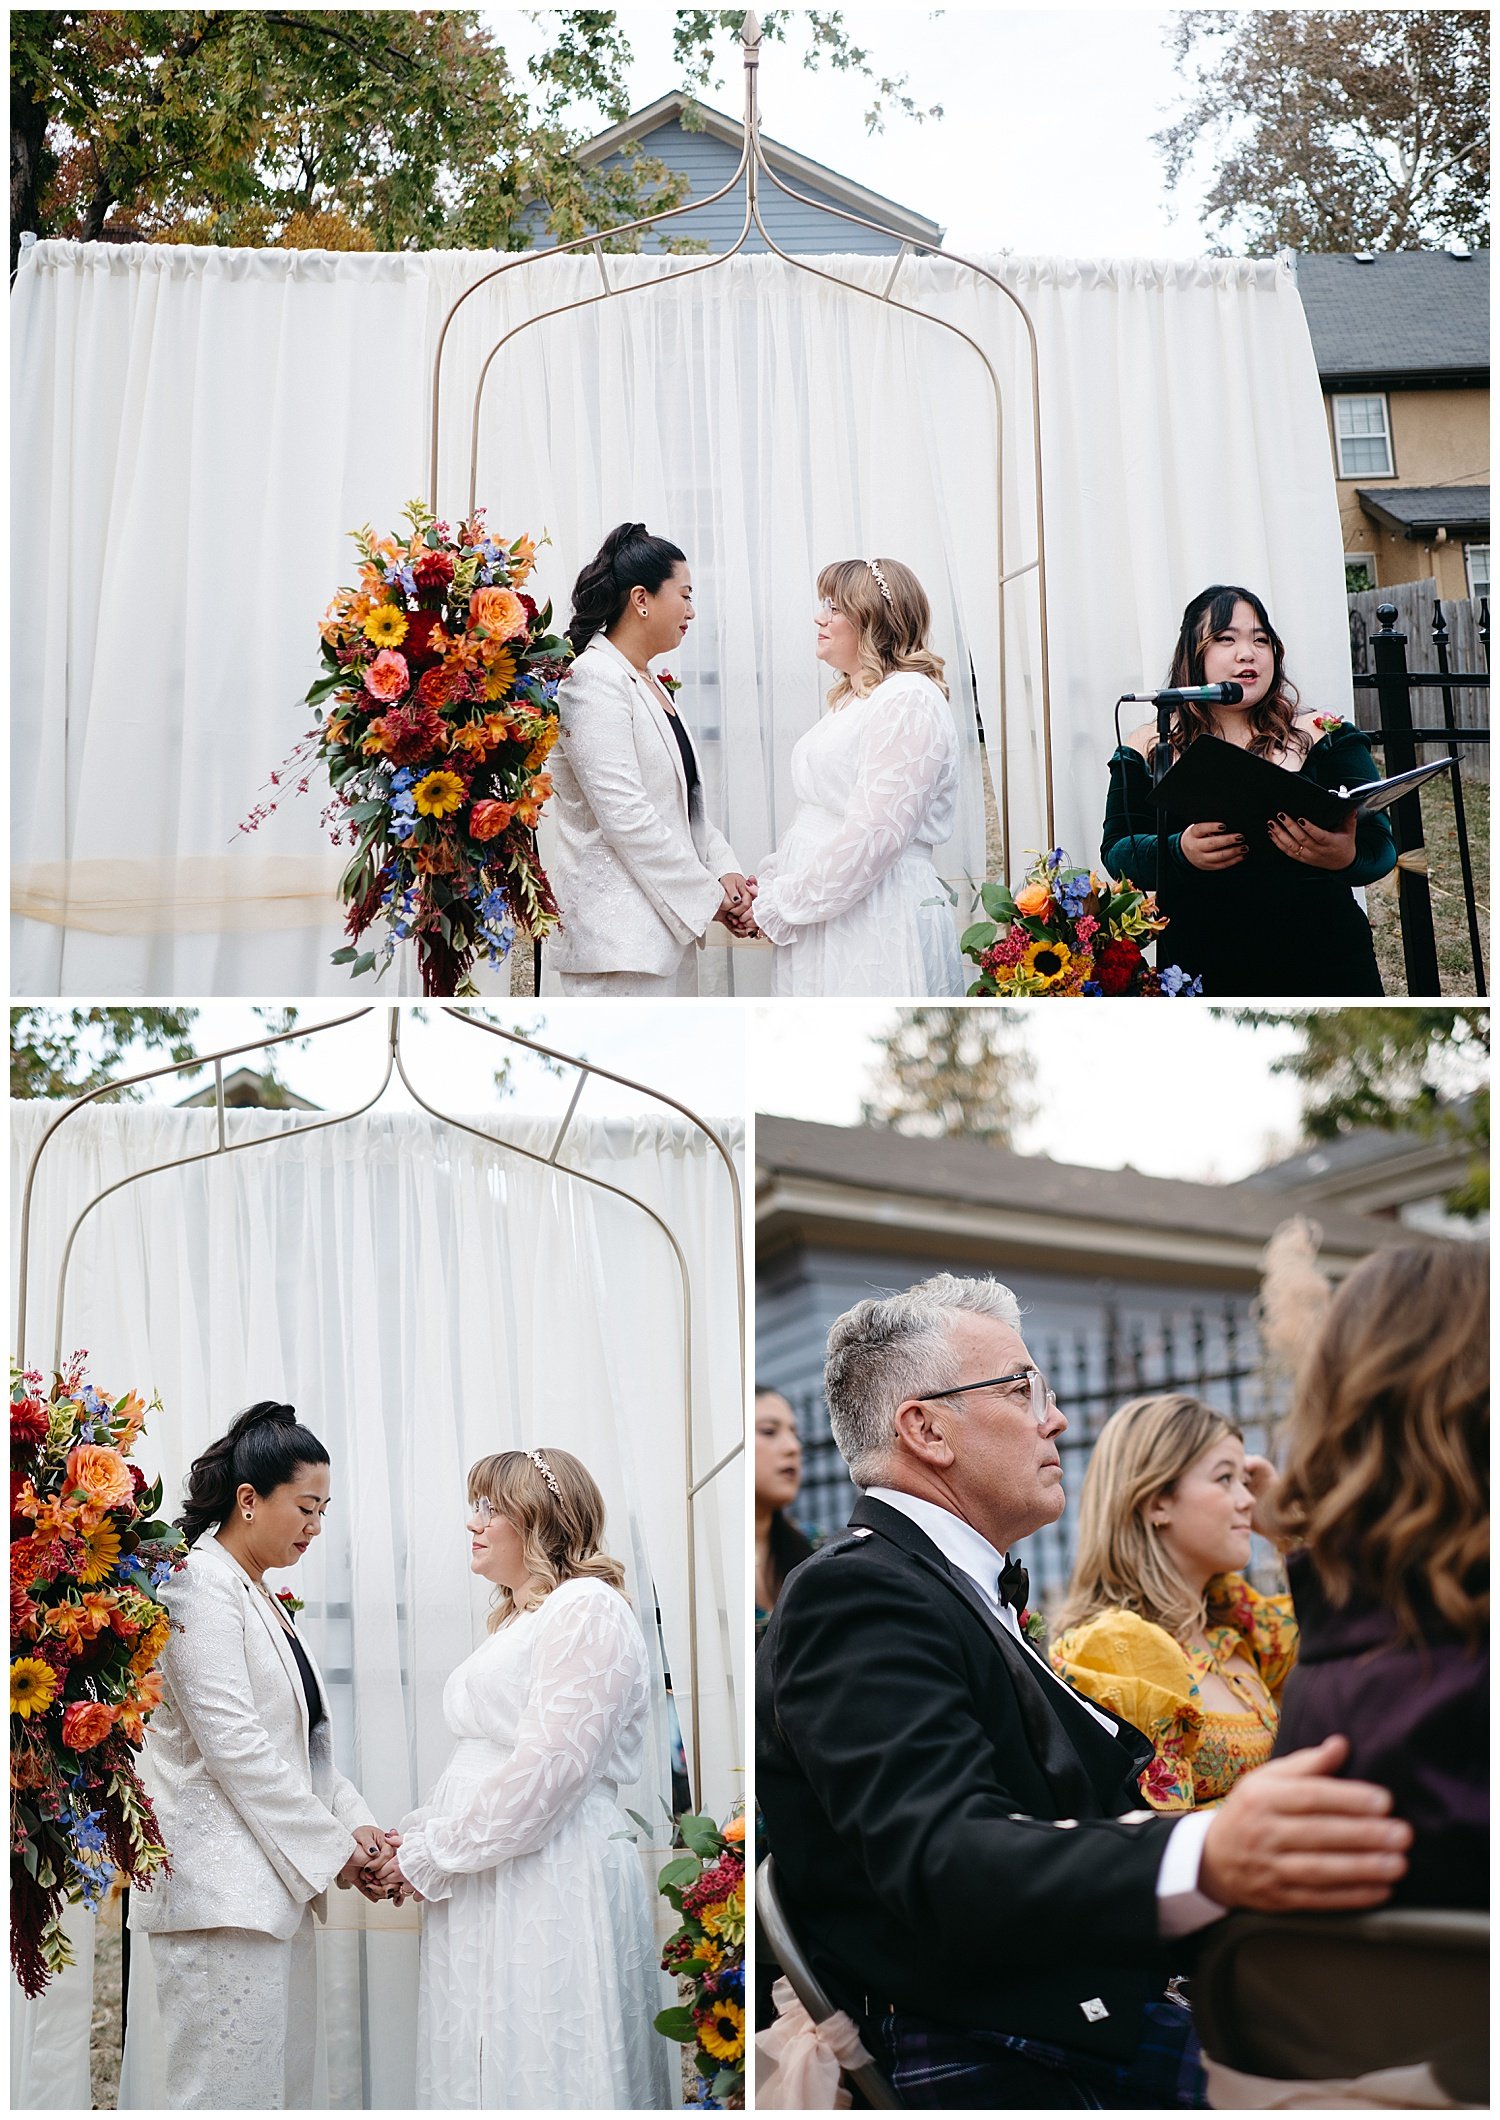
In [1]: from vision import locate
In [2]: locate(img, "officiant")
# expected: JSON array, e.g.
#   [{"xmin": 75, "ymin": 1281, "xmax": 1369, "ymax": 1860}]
[{"xmin": 1100, "ymin": 585, "xmax": 1397, "ymax": 995}]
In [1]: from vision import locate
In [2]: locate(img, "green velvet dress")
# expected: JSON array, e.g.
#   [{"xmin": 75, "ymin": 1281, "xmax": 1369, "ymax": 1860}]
[{"xmin": 1101, "ymin": 722, "xmax": 1398, "ymax": 996}]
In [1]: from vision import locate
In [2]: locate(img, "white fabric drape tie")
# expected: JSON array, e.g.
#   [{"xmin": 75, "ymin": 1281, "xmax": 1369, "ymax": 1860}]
[{"xmin": 755, "ymin": 1976, "xmax": 874, "ymax": 2109}]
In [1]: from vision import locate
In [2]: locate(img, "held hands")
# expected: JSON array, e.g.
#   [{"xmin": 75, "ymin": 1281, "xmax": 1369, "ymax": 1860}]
[
  {"xmin": 1180, "ymin": 821, "xmax": 1247, "ymax": 871},
  {"xmin": 339, "ymin": 1826, "xmax": 421, "ymax": 1906},
  {"xmin": 1268, "ymin": 809, "xmax": 1358, "ymax": 869},
  {"xmin": 1200, "ymin": 1734, "xmax": 1412, "ymax": 1913},
  {"xmin": 715, "ymin": 873, "xmax": 762, "ymax": 938}
]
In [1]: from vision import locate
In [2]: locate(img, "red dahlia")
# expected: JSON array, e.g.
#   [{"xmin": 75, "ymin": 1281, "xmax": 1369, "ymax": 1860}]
[
  {"xmin": 402, "ymin": 610, "xmax": 444, "ymax": 668},
  {"xmin": 412, "ymin": 551, "xmax": 455, "ymax": 596},
  {"xmin": 11, "ymin": 1397, "xmax": 48, "ymax": 1448},
  {"xmin": 1094, "ymin": 938, "xmax": 1144, "ymax": 996},
  {"xmin": 373, "ymin": 701, "xmax": 447, "ymax": 766},
  {"xmin": 415, "ymin": 666, "xmax": 456, "ymax": 709}
]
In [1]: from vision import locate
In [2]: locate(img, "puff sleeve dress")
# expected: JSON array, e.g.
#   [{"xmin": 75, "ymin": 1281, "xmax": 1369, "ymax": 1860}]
[
  {"xmin": 396, "ymin": 1577, "xmax": 672, "ymax": 2110},
  {"xmin": 751, "ymin": 673, "xmax": 965, "ymax": 997},
  {"xmin": 1051, "ymin": 1574, "xmax": 1299, "ymax": 1811}
]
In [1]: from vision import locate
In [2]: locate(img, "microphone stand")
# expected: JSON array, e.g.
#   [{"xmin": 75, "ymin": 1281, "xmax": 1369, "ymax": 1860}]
[{"xmin": 1152, "ymin": 699, "xmax": 1174, "ymax": 943}]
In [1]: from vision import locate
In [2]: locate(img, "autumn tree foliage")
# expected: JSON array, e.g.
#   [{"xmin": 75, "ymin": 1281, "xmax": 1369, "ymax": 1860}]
[{"xmin": 1157, "ymin": 10, "xmax": 1490, "ymax": 254}]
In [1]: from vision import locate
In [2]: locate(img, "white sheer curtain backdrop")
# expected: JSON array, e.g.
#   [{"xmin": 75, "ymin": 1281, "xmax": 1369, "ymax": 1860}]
[
  {"xmin": 10, "ymin": 1101, "xmax": 743, "ymax": 2110},
  {"xmin": 13, "ymin": 240, "xmax": 1344, "ymax": 995}
]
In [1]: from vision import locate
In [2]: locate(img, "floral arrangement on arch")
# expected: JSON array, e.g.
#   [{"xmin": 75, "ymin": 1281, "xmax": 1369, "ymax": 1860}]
[
  {"xmin": 962, "ymin": 849, "xmax": 1202, "ymax": 997},
  {"xmin": 653, "ymin": 1805, "xmax": 747, "ymax": 2108},
  {"xmin": 244, "ymin": 501, "xmax": 571, "ymax": 997},
  {"xmin": 10, "ymin": 1357, "xmax": 186, "ymax": 1996}
]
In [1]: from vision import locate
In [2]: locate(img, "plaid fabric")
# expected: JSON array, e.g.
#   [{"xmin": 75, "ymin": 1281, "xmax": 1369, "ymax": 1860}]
[{"xmin": 880, "ymin": 1997, "xmax": 1209, "ymax": 2110}]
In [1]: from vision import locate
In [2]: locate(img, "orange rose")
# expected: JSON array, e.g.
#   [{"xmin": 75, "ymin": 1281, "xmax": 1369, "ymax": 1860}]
[
  {"xmin": 721, "ymin": 1814, "xmax": 747, "ymax": 1844},
  {"xmin": 1013, "ymin": 882, "xmax": 1053, "ymax": 918},
  {"xmin": 363, "ymin": 649, "xmax": 410, "ymax": 703},
  {"xmin": 61, "ymin": 1700, "xmax": 116, "ymax": 1751},
  {"xmin": 468, "ymin": 799, "xmax": 516, "ymax": 841},
  {"xmin": 66, "ymin": 1445, "xmax": 134, "ymax": 1511},
  {"xmin": 470, "ymin": 587, "xmax": 528, "ymax": 642}
]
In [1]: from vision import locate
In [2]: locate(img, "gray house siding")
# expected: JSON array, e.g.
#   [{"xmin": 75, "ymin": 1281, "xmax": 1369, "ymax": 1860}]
[
  {"xmin": 524, "ymin": 116, "xmax": 912, "ymax": 253},
  {"xmin": 757, "ymin": 1241, "xmax": 1280, "ymax": 1608}
]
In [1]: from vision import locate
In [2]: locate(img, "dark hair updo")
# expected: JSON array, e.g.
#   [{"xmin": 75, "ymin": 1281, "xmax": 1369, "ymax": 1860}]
[
  {"xmin": 567, "ymin": 522, "xmax": 686, "ymax": 655},
  {"xmin": 178, "ymin": 1402, "xmax": 330, "ymax": 1546}
]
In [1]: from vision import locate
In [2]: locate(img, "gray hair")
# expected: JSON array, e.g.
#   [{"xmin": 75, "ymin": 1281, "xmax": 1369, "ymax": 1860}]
[{"xmin": 823, "ymin": 1274, "xmax": 1022, "ymax": 1487}]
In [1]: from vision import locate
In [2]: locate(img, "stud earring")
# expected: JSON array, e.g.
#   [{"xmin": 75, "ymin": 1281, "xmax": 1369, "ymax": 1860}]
[{"xmin": 243, "ymin": 1510, "xmax": 253, "ymax": 1522}]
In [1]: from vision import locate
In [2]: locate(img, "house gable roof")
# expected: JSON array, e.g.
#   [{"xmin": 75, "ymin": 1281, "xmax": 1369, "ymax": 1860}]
[
  {"xmin": 1354, "ymin": 484, "xmax": 1490, "ymax": 538},
  {"xmin": 1296, "ymin": 251, "xmax": 1490, "ymax": 388},
  {"xmin": 575, "ymin": 91, "xmax": 944, "ymax": 247}
]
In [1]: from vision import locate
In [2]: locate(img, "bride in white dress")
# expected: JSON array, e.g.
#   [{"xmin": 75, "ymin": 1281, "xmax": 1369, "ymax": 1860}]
[
  {"xmin": 749, "ymin": 557, "xmax": 965, "ymax": 997},
  {"xmin": 373, "ymin": 1449, "xmax": 672, "ymax": 2111}
]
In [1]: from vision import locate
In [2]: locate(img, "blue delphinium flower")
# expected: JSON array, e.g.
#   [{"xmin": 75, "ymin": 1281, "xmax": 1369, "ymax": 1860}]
[
  {"xmin": 476, "ymin": 887, "xmax": 516, "ymax": 966},
  {"xmin": 81, "ymin": 1386, "xmax": 109, "ymax": 1418},
  {"xmin": 1045, "ymin": 847, "xmax": 1067, "ymax": 874},
  {"xmin": 1158, "ymin": 965, "xmax": 1203, "ymax": 997},
  {"xmin": 390, "ymin": 767, "xmax": 417, "ymax": 794},
  {"xmin": 1055, "ymin": 875, "xmax": 1091, "ymax": 919},
  {"xmin": 1083, "ymin": 980, "xmax": 1104, "ymax": 996},
  {"xmin": 150, "ymin": 1559, "xmax": 174, "ymax": 1590}
]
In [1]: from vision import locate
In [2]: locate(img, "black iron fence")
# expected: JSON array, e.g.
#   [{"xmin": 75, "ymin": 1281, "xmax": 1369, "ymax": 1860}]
[
  {"xmin": 782, "ymin": 1296, "xmax": 1282, "ymax": 1610},
  {"xmin": 1348, "ymin": 596, "xmax": 1489, "ymax": 996}
]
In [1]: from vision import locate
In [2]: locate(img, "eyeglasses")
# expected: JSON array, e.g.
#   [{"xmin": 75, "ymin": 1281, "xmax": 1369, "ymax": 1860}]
[
  {"xmin": 910, "ymin": 1368, "xmax": 1058, "ymax": 1425},
  {"xmin": 472, "ymin": 1496, "xmax": 496, "ymax": 1524},
  {"xmin": 816, "ymin": 597, "xmax": 841, "ymax": 617}
]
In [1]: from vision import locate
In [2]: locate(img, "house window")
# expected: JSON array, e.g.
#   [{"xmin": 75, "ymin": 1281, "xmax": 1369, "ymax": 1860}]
[
  {"xmin": 1344, "ymin": 554, "xmax": 1377, "ymax": 592},
  {"xmin": 1332, "ymin": 394, "xmax": 1394, "ymax": 478},
  {"xmin": 1465, "ymin": 544, "xmax": 1491, "ymax": 601}
]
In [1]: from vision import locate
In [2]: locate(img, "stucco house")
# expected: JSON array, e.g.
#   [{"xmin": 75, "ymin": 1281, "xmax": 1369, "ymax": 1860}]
[
  {"xmin": 564, "ymin": 90, "xmax": 943, "ymax": 255},
  {"xmin": 755, "ymin": 1116, "xmax": 1429, "ymax": 1597},
  {"xmin": 1295, "ymin": 249, "xmax": 1490, "ymax": 602}
]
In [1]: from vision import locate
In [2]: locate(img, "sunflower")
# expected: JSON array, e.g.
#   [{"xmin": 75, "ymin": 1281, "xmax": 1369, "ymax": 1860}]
[
  {"xmin": 363, "ymin": 604, "xmax": 409, "ymax": 649},
  {"xmin": 697, "ymin": 1998, "xmax": 744, "ymax": 2064},
  {"xmin": 10, "ymin": 1656, "xmax": 58, "ymax": 1718},
  {"xmin": 478, "ymin": 648, "xmax": 518, "ymax": 702},
  {"xmin": 77, "ymin": 1520, "xmax": 122, "ymax": 1587},
  {"xmin": 413, "ymin": 769, "xmax": 466, "ymax": 819},
  {"xmin": 1020, "ymin": 937, "xmax": 1072, "ymax": 989}
]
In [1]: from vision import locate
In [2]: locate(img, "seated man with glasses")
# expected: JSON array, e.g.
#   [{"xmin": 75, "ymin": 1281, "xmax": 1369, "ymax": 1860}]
[{"xmin": 755, "ymin": 1272, "xmax": 1415, "ymax": 2109}]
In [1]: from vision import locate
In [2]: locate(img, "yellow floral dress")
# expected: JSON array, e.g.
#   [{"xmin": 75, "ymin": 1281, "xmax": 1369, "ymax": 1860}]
[{"xmin": 1050, "ymin": 1574, "xmax": 1298, "ymax": 1810}]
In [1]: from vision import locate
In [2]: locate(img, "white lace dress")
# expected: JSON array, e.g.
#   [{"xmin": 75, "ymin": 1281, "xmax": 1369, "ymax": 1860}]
[
  {"xmin": 751, "ymin": 672, "xmax": 965, "ymax": 997},
  {"xmin": 396, "ymin": 1578, "xmax": 672, "ymax": 2110}
]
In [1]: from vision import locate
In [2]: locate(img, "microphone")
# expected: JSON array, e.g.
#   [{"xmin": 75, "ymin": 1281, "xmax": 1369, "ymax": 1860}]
[{"xmin": 1122, "ymin": 682, "xmax": 1245, "ymax": 706}]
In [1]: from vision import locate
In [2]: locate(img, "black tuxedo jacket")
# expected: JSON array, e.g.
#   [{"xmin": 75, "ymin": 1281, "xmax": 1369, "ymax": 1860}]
[{"xmin": 756, "ymin": 1495, "xmax": 1185, "ymax": 2061}]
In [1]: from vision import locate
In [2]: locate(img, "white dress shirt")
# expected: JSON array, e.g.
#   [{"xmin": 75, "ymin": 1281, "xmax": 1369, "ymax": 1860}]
[{"xmin": 864, "ymin": 1488, "xmax": 1222, "ymax": 1938}]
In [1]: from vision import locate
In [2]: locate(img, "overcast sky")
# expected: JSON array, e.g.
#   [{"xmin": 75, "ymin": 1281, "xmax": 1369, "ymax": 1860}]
[
  {"xmin": 751, "ymin": 1003, "xmax": 1312, "ymax": 1181},
  {"xmin": 479, "ymin": 6, "xmax": 1221, "ymax": 259}
]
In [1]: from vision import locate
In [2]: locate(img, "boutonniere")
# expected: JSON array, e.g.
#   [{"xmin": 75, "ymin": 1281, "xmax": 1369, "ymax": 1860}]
[
  {"xmin": 1019, "ymin": 1607, "xmax": 1047, "ymax": 1648},
  {"xmin": 655, "ymin": 668, "xmax": 682, "ymax": 700},
  {"xmin": 1311, "ymin": 712, "xmax": 1347, "ymax": 736},
  {"xmin": 274, "ymin": 1587, "xmax": 304, "ymax": 1620}
]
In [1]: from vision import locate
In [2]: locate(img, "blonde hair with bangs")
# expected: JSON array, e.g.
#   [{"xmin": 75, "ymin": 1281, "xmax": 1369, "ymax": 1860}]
[
  {"xmin": 1055, "ymin": 1394, "xmax": 1243, "ymax": 1641},
  {"xmin": 468, "ymin": 1448, "xmax": 628, "ymax": 1630},
  {"xmin": 818, "ymin": 558, "xmax": 948, "ymax": 708}
]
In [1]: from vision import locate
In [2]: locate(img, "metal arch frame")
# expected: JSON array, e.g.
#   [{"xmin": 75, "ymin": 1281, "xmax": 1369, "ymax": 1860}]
[
  {"xmin": 427, "ymin": 10, "xmax": 1055, "ymax": 860},
  {"xmin": 13, "ymin": 1006, "xmax": 745, "ymax": 1809}
]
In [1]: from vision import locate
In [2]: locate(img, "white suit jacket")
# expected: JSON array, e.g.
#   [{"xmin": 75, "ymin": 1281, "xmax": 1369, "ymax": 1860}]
[
  {"xmin": 132, "ymin": 1537, "xmax": 372, "ymax": 1938},
  {"xmin": 546, "ymin": 634, "xmax": 740, "ymax": 975}
]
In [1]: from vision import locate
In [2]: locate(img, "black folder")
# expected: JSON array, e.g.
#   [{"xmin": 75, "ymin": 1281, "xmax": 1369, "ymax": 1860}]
[{"xmin": 1151, "ymin": 736, "xmax": 1451, "ymax": 838}]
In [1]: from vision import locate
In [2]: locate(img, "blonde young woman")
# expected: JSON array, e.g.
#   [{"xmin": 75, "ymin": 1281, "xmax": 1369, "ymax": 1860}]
[
  {"xmin": 371, "ymin": 1449, "xmax": 671, "ymax": 2110},
  {"xmin": 749, "ymin": 557, "xmax": 964, "ymax": 996},
  {"xmin": 1050, "ymin": 1395, "xmax": 1298, "ymax": 1811}
]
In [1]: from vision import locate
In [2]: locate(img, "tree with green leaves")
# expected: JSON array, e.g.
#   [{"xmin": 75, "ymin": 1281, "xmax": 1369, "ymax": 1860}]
[
  {"xmin": 12, "ymin": 10, "xmax": 937, "ymax": 270},
  {"xmin": 10, "ymin": 1008, "xmax": 311, "ymax": 1102},
  {"xmin": 861, "ymin": 1007, "xmax": 1035, "ymax": 1146},
  {"xmin": 1235, "ymin": 1006, "xmax": 1489, "ymax": 1215},
  {"xmin": 1156, "ymin": 11, "xmax": 1490, "ymax": 254}
]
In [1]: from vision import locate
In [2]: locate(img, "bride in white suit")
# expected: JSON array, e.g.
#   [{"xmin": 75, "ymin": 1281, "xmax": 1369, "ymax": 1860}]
[
  {"xmin": 122, "ymin": 1404, "xmax": 390, "ymax": 2111},
  {"xmin": 546, "ymin": 522, "xmax": 753, "ymax": 994}
]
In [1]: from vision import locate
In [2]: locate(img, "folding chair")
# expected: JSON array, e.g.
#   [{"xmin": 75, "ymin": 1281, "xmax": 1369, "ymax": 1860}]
[{"xmin": 755, "ymin": 1856, "xmax": 903, "ymax": 2108}]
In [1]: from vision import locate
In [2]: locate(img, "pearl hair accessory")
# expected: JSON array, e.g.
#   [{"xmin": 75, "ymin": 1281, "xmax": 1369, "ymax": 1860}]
[
  {"xmin": 865, "ymin": 558, "xmax": 894, "ymax": 608},
  {"xmin": 528, "ymin": 1448, "xmax": 562, "ymax": 1498}
]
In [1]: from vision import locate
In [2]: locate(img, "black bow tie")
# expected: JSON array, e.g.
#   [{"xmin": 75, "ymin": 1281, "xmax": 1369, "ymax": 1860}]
[{"xmin": 998, "ymin": 1556, "xmax": 1029, "ymax": 1611}]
